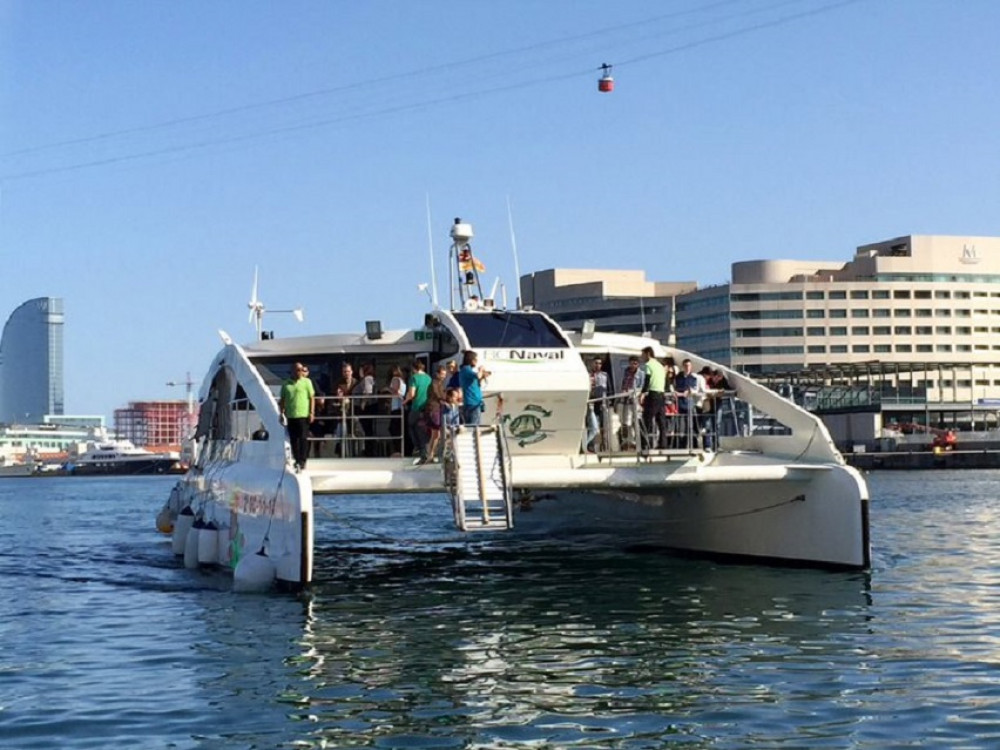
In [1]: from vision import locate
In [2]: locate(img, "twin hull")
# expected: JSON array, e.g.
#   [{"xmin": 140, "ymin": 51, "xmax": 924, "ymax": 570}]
[
  {"xmin": 169, "ymin": 314, "xmax": 870, "ymax": 588},
  {"xmin": 182, "ymin": 451, "xmax": 869, "ymax": 588}
]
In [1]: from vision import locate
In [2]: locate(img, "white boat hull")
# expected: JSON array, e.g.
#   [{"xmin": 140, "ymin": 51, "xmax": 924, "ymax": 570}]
[
  {"xmin": 168, "ymin": 448, "xmax": 868, "ymax": 589},
  {"xmin": 507, "ymin": 469, "xmax": 868, "ymax": 569}
]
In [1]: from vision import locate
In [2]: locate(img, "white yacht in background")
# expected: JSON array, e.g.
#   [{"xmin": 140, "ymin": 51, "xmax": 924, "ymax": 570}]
[
  {"xmin": 0, "ymin": 448, "xmax": 39, "ymax": 477},
  {"xmin": 159, "ymin": 218, "xmax": 870, "ymax": 591},
  {"xmin": 65, "ymin": 437, "xmax": 185, "ymax": 476}
]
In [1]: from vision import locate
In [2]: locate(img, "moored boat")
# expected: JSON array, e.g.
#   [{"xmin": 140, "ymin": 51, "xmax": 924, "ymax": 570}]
[
  {"xmin": 159, "ymin": 218, "xmax": 870, "ymax": 591},
  {"xmin": 65, "ymin": 438, "xmax": 185, "ymax": 476}
]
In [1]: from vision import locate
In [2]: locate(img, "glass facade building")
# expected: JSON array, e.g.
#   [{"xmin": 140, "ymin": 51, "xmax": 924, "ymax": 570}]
[{"xmin": 0, "ymin": 297, "xmax": 65, "ymax": 423}]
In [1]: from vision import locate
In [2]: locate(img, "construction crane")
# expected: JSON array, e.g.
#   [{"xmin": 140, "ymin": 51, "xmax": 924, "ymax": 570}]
[{"xmin": 166, "ymin": 372, "xmax": 196, "ymax": 417}]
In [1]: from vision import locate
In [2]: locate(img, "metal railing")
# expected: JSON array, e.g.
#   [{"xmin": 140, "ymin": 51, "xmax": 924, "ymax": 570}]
[
  {"xmin": 308, "ymin": 392, "xmax": 407, "ymax": 458},
  {"xmin": 584, "ymin": 390, "xmax": 743, "ymax": 458}
]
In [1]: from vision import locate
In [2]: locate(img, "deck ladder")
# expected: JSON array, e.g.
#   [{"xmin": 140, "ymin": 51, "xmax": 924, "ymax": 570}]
[{"xmin": 446, "ymin": 424, "xmax": 513, "ymax": 532}]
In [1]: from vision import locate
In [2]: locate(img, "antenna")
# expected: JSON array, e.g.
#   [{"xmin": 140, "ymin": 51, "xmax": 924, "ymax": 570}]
[
  {"xmin": 425, "ymin": 194, "xmax": 439, "ymax": 307},
  {"xmin": 247, "ymin": 267, "xmax": 304, "ymax": 340},
  {"xmin": 668, "ymin": 295, "xmax": 677, "ymax": 347},
  {"xmin": 506, "ymin": 196, "xmax": 522, "ymax": 309}
]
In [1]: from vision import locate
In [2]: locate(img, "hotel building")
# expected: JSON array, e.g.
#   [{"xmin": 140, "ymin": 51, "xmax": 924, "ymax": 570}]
[
  {"xmin": 522, "ymin": 235, "xmax": 1000, "ymax": 442},
  {"xmin": 0, "ymin": 297, "xmax": 65, "ymax": 424},
  {"xmin": 519, "ymin": 269, "xmax": 696, "ymax": 339}
]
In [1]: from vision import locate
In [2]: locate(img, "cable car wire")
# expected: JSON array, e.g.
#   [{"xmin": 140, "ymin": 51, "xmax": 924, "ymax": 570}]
[{"xmin": 1, "ymin": 0, "xmax": 869, "ymax": 182}]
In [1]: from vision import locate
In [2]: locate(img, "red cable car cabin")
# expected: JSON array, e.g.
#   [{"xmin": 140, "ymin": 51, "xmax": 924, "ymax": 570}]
[{"xmin": 598, "ymin": 63, "xmax": 614, "ymax": 93}]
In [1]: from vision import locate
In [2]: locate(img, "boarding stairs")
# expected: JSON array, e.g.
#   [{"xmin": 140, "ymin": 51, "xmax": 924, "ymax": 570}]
[{"xmin": 445, "ymin": 424, "xmax": 514, "ymax": 532}]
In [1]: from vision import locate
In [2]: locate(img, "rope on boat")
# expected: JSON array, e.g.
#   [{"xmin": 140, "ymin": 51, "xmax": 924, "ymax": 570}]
[
  {"xmin": 697, "ymin": 493, "xmax": 806, "ymax": 522},
  {"xmin": 259, "ymin": 463, "xmax": 290, "ymax": 545}
]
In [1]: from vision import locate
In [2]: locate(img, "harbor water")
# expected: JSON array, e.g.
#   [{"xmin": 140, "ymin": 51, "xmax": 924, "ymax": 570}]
[{"xmin": 1, "ymin": 472, "xmax": 999, "ymax": 748}]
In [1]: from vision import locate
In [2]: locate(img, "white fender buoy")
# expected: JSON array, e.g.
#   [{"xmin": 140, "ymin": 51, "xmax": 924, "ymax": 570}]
[
  {"xmin": 156, "ymin": 505, "xmax": 174, "ymax": 535},
  {"xmin": 184, "ymin": 518, "xmax": 204, "ymax": 569},
  {"xmin": 233, "ymin": 549, "xmax": 276, "ymax": 593},
  {"xmin": 166, "ymin": 481, "xmax": 185, "ymax": 514},
  {"xmin": 216, "ymin": 527, "xmax": 230, "ymax": 566},
  {"xmin": 197, "ymin": 520, "xmax": 219, "ymax": 565},
  {"xmin": 172, "ymin": 506, "xmax": 195, "ymax": 555}
]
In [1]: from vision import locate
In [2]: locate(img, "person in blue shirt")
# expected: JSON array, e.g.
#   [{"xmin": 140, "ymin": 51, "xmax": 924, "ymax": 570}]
[
  {"xmin": 458, "ymin": 350, "xmax": 491, "ymax": 425},
  {"xmin": 442, "ymin": 387, "xmax": 461, "ymax": 430},
  {"xmin": 674, "ymin": 358, "xmax": 712, "ymax": 451}
]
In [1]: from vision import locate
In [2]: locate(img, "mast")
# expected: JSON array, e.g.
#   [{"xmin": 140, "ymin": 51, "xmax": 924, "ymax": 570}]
[{"xmin": 450, "ymin": 218, "xmax": 484, "ymax": 310}]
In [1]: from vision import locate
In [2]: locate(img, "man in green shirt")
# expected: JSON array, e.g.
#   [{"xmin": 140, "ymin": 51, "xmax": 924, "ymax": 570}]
[
  {"xmin": 280, "ymin": 361, "xmax": 315, "ymax": 471},
  {"xmin": 639, "ymin": 346, "xmax": 669, "ymax": 450},
  {"xmin": 403, "ymin": 359, "xmax": 432, "ymax": 464}
]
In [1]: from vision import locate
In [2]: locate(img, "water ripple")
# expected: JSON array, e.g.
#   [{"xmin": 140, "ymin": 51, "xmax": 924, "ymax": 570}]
[{"xmin": 3, "ymin": 472, "xmax": 1000, "ymax": 747}]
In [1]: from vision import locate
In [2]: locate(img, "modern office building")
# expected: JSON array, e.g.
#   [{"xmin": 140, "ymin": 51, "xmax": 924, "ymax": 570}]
[
  {"xmin": 519, "ymin": 268, "xmax": 696, "ymax": 339},
  {"xmin": 0, "ymin": 297, "xmax": 65, "ymax": 424}
]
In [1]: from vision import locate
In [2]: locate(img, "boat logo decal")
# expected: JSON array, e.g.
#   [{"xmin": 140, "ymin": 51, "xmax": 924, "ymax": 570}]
[
  {"xmin": 233, "ymin": 490, "xmax": 276, "ymax": 517},
  {"xmin": 484, "ymin": 349, "xmax": 565, "ymax": 362},
  {"xmin": 502, "ymin": 403, "xmax": 553, "ymax": 447}
]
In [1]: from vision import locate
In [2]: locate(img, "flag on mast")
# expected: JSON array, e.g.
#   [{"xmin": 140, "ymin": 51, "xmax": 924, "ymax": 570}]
[{"xmin": 458, "ymin": 247, "xmax": 485, "ymax": 273}]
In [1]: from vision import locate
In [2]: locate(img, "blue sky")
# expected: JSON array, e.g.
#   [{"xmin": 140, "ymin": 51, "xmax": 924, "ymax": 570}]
[{"xmin": 1, "ymin": 0, "xmax": 998, "ymax": 419}]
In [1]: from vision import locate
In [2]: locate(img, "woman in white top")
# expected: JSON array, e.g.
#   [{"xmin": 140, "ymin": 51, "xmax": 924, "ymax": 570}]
[{"xmin": 386, "ymin": 365, "xmax": 407, "ymax": 456}]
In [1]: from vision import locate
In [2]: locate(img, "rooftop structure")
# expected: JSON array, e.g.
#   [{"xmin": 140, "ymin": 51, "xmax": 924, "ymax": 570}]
[{"xmin": 519, "ymin": 268, "xmax": 696, "ymax": 340}]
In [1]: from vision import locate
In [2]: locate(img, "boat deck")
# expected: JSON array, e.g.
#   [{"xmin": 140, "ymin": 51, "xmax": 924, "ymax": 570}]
[{"xmin": 303, "ymin": 447, "xmax": 831, "ymax": 495}]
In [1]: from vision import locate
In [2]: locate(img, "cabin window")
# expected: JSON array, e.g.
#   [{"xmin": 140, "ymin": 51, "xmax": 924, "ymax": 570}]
[{"xmin": 453, "ymin": 312, "xmax": 570, "ymax": 349}]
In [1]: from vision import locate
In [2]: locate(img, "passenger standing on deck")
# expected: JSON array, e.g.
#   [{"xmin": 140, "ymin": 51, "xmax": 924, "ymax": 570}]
[
  {"xmin": 639, "ymin": 346, "xmax": 668, "ymax": 450},
  {"xmin": 618, "ymin": 355, "xmax": 645, "ymax": 450},
  {"xmin": 279, "ymin": 362, "xmax": 315, "ymax": 471},
  {"xmin": 424, "ymin": 364, "xmax": 448, "ymax": 462},
  {"xmin": 385, "ymin": 365, "xmax": 407, "ymax": 456},
  {"xmin": 674, "ymin": 358, "xmax": 712, "ymax": 451},
  {"xmin": 403, "ymin": 359, "xmax": 432, "ymax": 464},
  {"xmin": 446, "ymin": 359, "xmax": 460, "ymax": 390},
  {"xmin": 459, "ymin": 350, "xmax": 490, "ymax": 425},
  {"xmin": 354, "ymin": 362, "xmax": 376, "ymax": 457},
  {"xmin": 442, "ymin": 387, "xmax": 461, "ymax": 431},
  {"xmin": 588, "ymin": 358, "xmax": 610, "ymax": 451}
]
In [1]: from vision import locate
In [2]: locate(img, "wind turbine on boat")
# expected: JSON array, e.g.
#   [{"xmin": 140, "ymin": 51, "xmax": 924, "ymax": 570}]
[{"xmin": 248, "ymin": 267, "xmax": 304, "ymax": 340}]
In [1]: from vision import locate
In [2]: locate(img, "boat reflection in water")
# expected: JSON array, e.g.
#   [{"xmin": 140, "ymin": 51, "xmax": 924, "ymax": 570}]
[{"xmin": 258, "ymin": 534, "xmax": 874, "ymax": 746}]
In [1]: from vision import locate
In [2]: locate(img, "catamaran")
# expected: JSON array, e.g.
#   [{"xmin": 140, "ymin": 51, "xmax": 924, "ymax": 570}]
[{"xmin": 159, "ymin": 219, "xmax": 870, "ymax": 591}]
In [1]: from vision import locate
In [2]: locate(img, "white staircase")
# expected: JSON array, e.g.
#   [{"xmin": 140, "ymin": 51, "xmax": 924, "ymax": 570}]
[{"xmin": 445, "ymin": 425, "xmax": 513, "ymax": 531}]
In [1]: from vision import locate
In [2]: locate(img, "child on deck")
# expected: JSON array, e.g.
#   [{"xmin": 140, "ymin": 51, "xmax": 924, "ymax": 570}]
[{"xmin": 442, "ymin": 387, "xmax": 461, "ymax": 432}]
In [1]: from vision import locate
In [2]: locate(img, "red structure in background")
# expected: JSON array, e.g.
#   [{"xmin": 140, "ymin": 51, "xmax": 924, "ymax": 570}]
[{"xmin": 114, "ymin": 400, "xmax": 194, "ymax": 451}]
